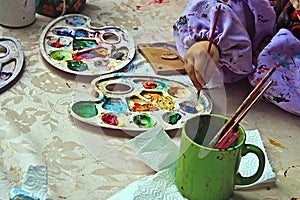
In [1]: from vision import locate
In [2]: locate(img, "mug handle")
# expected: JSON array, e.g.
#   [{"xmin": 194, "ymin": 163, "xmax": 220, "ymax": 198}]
[{"xmin": 235, "ymin": 144, "xmax": 265, "ymax": 185}]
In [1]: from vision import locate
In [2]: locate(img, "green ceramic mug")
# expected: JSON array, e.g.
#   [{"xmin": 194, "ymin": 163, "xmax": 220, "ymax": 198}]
[{"xmin": 176, "ymin": 114, "xmax": 265, "ymax": 200}]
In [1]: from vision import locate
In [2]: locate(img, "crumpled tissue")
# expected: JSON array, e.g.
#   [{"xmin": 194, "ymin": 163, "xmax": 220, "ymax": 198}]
[
  {"xmin": 108, "ymin": 127, "xmax": 276, "ymax": 200},
  {"xmin": 10, "ymin": 165, "xmax": 48, "ymax": 200}
]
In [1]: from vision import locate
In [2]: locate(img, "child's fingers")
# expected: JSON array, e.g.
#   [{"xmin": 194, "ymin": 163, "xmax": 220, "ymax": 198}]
[{"xmin": 184, "ymin": 61, "xmax": 205, "ymax": 90}]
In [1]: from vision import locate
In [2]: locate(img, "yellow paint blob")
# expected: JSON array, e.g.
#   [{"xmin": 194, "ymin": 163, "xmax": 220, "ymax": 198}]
[{"xmin": 268, "ymin": 138, "xmax": 287, "ymax": 149}]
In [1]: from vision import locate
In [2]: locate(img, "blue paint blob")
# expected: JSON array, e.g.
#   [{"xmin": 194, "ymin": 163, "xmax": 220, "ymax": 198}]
[
  {"xmin": 52, "ymin": 27, "xmax": 74, "ymax": 38},
  {"xmin": 65, "ymin": 16, "xmax": 87, "ymax": 27},
  {"xmin": 75, "ymin": 29, "xmax": 89, "ymax": 38},
  {"xmin": 102, "ymin": 97, "xmax": 127, "ymax": 114},
  {"xmin": 179, "ymin": 102, "xmax": 198, "ymax": 114}
]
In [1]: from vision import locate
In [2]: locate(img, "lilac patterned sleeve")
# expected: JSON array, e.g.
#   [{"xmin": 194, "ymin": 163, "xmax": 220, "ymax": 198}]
[
  {"xmin": 249, "ymin": 29, "xmax": 300, "ymax": 116},
  {"xmin": 173, "ymin": 0, "xmax": 276, "ymax": 83}
]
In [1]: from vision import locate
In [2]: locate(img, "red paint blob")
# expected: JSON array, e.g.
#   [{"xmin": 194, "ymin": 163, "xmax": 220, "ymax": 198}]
[
  {"xmin": 102, "ymin": 113, "xmax": 118, "ymax": 125},
  {"xmin": 73, "ymin": 55, "xmax": 83, "ymax": 60},
  {"xmin": 50, "ymin": 38, "xmax": 64, "ymax": 48}
]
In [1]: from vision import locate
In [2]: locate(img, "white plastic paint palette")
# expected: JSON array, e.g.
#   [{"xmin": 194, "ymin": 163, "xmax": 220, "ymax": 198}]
[
  {"xmin": 40, "ymin": 14, "xmax": 135, "ymax": 76},
  {"xmin": 69, "ymin": 73, "xmax": 212, "ymax": 131},
  {"xmin": 0, "ymin": 37, "xmax": 24, "ymax": 90}
]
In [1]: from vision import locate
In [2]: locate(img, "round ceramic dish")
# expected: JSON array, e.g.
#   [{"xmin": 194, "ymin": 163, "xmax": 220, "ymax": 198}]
[
  {"xmin": 40, "ymin": 14, "xmax": 135, "ymax": 76},
  {"xmin": 0, "ymin": 37, "xmax": 24, "ymax": 90},
  {"xmin": 69, "ymin": 73, "xmax": 213, "ymax": 131}
]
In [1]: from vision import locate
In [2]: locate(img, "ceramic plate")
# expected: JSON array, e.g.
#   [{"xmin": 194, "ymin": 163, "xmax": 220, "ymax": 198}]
[
  {"xmin": 40, "ymin": 14, "xmax": 135, "ymax": 76},
  {"xmin": 0, "ymin": 37, "xmax": 24, "ymax": 89},
  {"xmin": 69, "ymin": 73, "xmax": 212, "ymax": 131}
]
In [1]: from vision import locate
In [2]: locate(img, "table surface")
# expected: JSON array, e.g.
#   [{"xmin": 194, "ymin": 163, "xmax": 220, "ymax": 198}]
[{"xmin": 0, "ymin": 0, "xmax": 299, "ymax": 199}]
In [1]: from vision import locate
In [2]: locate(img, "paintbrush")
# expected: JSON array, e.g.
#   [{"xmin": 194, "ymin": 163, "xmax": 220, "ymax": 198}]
[
  {"xmin": 72, "ymin": 45, "xmax": 102, "ymax": 55},
  {"xmin": 197, "ymin": 5, "xmax": 221, "ymax": 101},
  {"xmin": 215, "ymin": 80, "xmax": 273, "ymax": 149},
  {"xmin": 209, "ymin": 67, "xmax": 276, "ymax": 148}
]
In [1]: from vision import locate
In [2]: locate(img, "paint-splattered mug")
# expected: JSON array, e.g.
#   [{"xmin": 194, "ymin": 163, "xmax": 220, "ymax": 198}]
[
  {"xmin": 0, "ymin": 0, "xmax": 36, "ymax": 27},
  {"xmin": 175, "ymin": 114, "xmax": 265, "ymax": 200}
]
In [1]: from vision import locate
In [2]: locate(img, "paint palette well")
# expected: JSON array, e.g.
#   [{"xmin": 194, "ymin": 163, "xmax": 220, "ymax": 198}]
[
  {"xmin": 69, "ymin": 73, "xmax": 212, "ymax": 131},
  {"xmin": 40, "ymin": 14, "xmax": 135, "ymax": 76},
  {"xmin": 0, "ymin": 37, "xmax": 24, "ymax": 90}
]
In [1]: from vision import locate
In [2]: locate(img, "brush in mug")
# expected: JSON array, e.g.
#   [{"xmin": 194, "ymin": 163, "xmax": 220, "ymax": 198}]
[
  {"xmin": 207, "ymin": 67, "xmax": 275, "ymax": 149},
  {"xmin": 215, "ymin": 79, "xmax": 274, "ymax": 150}
]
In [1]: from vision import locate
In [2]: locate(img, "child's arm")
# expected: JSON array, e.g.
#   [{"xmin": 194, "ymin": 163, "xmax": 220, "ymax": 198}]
[{"xmin": 173, "ymin": 0, "xmax": 276, "ymax": 83}]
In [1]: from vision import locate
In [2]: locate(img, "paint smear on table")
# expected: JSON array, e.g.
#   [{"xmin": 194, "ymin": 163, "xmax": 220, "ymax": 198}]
[
  {"xmin": 136, "ymin": 0, "xmax": 171, "ymax": 10},
  {"xmin": 268, "ymin": 138, "xmax": 287, "ymax": 149}
]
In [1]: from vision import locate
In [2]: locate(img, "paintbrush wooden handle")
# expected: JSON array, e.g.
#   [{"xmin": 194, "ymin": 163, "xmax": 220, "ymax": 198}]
[
  {"xmin": 207, "ymin": 5, "xmax": 221, "ymax": 54},
  {"xmin": 197, "ymin": 5, "xmax": 222, "ymax": 100},
  {"xmin": 72, "ymin": 45, "xmax": 101, "ymax": 55},
  {"xmin": 216, "ymin": 80, "xmax": 274, "ymax": 149},
  {"xmin": 208, "ymin": 67, "xmax": 275, "ymax": 148}
]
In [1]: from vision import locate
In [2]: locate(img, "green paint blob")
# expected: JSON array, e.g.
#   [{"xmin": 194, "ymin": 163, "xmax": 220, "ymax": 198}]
[
  {"xmin": 168, "ymin": 113, "xmax": 182, "ymax": 125},
  {"xmin": 49, "ymin": 50, "xmax": 72, "ymax": 61},
  {"xmin": 72, "ymin": 101, "xmax": 98, "ymax": 118},
  {"xmin": 74, "ymin": 39, "xmax": 97, "ymax": 50},
  {"xmin": 67, "ymin": 60, "xmax": 88, "ymax": 71},
  {"xmin": 133, "ymin": 113, "xmax": 155, "ymax": 128}
]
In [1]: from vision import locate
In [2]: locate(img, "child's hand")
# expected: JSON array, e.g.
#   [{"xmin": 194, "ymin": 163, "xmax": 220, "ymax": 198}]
[{"xmin": 184, "ymin": 41, "xmax": 220, "ymax": 90}]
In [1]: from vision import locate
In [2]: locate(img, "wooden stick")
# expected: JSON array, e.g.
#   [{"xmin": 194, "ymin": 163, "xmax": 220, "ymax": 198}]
[
  {"xmin": 208, "ymin": 67, "xmax": 276, "ymax": 147},
  {"xmin": 72, "ymin": 45, "xmax": 102, "ymax": 55},
  {"xmin": 216, "ymin": 80, "xmax": 274, "ymax": 149},
  {"xmin": 207, "ymin": 5, "xmax": 221, "ymax": 53}
]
